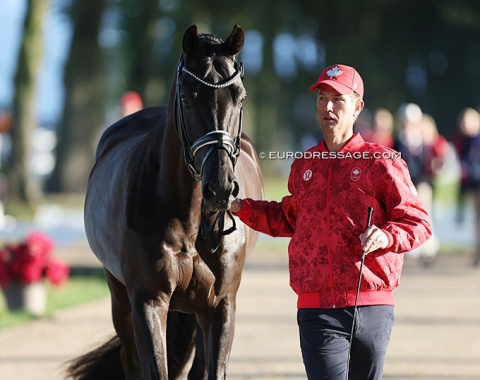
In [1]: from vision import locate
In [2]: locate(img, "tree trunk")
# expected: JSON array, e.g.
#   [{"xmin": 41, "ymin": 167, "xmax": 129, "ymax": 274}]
[
  {"xmin": 47, "ymin": 0, "xmax": 107, "ymax": 193},
  {"xmin": 6, "ymin": 0, "xmax": 48, "ymax": 211},
  {"xmin": 121, "ymin": 0, "xmax": 159, "ymax": 101}
]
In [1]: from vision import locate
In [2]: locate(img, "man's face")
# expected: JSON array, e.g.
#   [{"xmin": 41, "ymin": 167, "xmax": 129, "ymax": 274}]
[{"xmin": 316, "ymin": 85, "xmax": 363, "ymax": 137}]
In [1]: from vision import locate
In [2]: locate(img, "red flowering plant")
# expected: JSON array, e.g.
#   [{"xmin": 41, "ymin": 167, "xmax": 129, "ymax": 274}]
[{"xmin": 0, "ymin": 232, "xmax": 70, "ymax": 289}]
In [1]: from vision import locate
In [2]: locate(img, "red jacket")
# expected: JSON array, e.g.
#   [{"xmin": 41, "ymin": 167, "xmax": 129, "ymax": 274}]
[{"xmin": 236, "ymin": 134, "xmax": 432, "ymax": 309}]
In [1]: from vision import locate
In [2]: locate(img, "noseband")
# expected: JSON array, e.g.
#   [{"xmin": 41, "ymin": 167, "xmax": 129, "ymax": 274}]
[{"xmin": 175, "ymin": 56, "xmax": 244, "ymax": 181}]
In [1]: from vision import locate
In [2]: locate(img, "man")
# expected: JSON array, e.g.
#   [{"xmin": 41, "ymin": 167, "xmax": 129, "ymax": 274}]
[{"xmin": 230, "ymin": 64, "xmax": 432, "ymax": 379}]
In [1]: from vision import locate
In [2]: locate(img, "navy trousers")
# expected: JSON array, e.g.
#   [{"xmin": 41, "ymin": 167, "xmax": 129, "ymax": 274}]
[{"xmin": 297, "ymin": 306, "xmax": 394, "ymax": 380}]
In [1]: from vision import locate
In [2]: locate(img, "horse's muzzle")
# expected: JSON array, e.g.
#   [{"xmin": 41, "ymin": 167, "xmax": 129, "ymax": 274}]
[{"xmin": 202, "ymin": 176, "xmax": 239, "ymax": 211}]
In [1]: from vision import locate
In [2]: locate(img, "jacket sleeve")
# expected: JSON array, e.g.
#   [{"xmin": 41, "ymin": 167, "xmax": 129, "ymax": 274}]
[
  {"xmin": 377, "ymin": 158, "xmax": 433, "ymax": 253},
  {"xmin": 234, "ymin": 195, "xmax": 297, "ymax": 237}
]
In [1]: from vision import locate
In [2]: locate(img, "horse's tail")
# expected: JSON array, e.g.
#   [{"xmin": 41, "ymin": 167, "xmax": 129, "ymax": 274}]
[{"xmin": 65, "ymin": 335, "xmax": 125, "ymax": 380}]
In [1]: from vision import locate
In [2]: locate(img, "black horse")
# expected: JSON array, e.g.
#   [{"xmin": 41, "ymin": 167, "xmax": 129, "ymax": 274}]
[{"xmin": 67, "ymin": 25, "xmax": 263, "ymax": 379}]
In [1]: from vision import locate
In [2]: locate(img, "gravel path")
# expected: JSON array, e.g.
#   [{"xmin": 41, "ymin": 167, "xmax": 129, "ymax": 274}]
[{"xmin": 1, "ymin": 250, "xmax": 479, "ymax": 380}]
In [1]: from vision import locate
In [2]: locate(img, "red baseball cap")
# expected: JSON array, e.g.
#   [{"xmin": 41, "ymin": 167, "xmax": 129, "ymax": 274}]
[{"xmin": 309, "ymin": 64, "xmax": 364, "ymax": 98}]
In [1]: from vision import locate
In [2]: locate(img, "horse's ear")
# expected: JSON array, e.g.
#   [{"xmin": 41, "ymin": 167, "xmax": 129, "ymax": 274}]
[
  {"xmin": 183, "ymin": 24, "xmax": 200, "ymax": 57},
  {"xmin": 224, "ymin": 24, "xmax": 244, "ymax": 57}
]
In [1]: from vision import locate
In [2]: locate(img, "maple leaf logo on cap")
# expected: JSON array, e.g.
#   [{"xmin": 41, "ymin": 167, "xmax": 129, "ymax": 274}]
[
  {"xmin": 309, "ymin": 64, "xmax": 364, "ymax": 97},
  {"xmin": 326, "ymin": 66, "xmax": 343, "ymax": 79}
]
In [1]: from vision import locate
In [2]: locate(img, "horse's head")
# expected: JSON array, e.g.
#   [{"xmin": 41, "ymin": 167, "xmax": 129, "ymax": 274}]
[{"xmin": 176, "ymin": 25, "xmax": 245, "ymax": 212}]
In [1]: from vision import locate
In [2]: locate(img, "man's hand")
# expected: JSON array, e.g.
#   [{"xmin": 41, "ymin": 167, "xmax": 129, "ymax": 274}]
[
  {"xmin": 359, "ymin": 225, "xmax": 388, "ymax": 254},
  {"xmin": 230, "ymin": 198, "xmax": 242, "ymax": 214}
]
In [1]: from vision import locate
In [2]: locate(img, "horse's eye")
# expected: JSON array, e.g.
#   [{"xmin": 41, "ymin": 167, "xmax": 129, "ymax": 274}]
[
  {"xmin": 181, "ymin": 93, "xmax": 197, "ymax": 107},
  {"xmin": 180, "ymin": 95, "xmax": 190, "ymax": 106}
]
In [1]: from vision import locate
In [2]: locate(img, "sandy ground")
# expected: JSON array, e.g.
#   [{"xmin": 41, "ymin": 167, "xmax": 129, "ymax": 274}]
[{"xmin": 0, "ymin": 249, "xmax": 479, "ymax": 380}]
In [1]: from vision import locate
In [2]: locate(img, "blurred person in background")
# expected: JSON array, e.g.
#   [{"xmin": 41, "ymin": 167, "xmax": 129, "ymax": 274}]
[
  {"xmin": 419, "ymin": 114, "xmax": 450, "ymax": 262},
  {"xmin": 121, "ymin": 91, "xmax": 143, "ymax": 117},
  {"xmin": 97, "ymin": 91, "xmax": 144, "ymax": 144},
  {"xmin": 393, "ymin": 103, "xmax": 425, "ymax": 185},
  {"xmin": 421, "ymin": 113, "xmax": 450, "ymax": 199},
  {"xmin": 452, "ymin": 107, "xmax": 480, "ymax": 266},
  {"xmin": 394, "ymin": 103, "xmax": 439, "ymax": 265},
  {"xmin": 362, "ymin": 108, "xmax": 394, "ymax": 148},
  {"xmin": 0, "ymin": 110, "xmax": 13, "ymax": 171}
]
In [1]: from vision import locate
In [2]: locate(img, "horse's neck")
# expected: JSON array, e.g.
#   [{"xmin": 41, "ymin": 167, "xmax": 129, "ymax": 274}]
[{"xmin": 151, "ymin": 115, "xmax": 203, "ymax": 218}]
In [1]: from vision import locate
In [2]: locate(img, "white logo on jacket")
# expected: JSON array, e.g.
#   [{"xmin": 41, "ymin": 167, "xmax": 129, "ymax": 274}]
[
  {"xmin": 303, "ymin": 170, "xmax": 312, "ymax": 181},
  {"xmin": 350, "ymin": 167, "xmax": 361, "ymax": 181}
]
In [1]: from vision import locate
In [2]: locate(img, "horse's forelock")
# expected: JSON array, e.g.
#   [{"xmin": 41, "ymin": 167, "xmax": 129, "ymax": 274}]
[
  {"xmin": 183, "ymin": 34, "xmax": 226, "ymax": 66},
  {"xmin": 183, "ymin": 25, "xmax": 244, "ymax": 61},
  {"xmin": 199, "ymin": 33, "xmax": 223, "ymax": 44}
]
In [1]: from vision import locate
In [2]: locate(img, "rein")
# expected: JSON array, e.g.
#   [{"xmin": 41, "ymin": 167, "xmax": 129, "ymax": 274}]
[
  {"xmin": 174, "ymin": 54, "xmax": 244, "ymax": 253},
  {"xmin": 200, "ymin": 205, "xmax": 237, "ymax": 254}
]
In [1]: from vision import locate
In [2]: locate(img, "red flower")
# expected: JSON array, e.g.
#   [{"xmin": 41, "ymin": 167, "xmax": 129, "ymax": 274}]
[
  {"xmin": 0, "ymin": 232, "xmax": 70, "ymax": 289},
  {"xmin": 10, "ymin": 243, "xmax": 44, "ymax": 284},
  {"xmin": 46, "ymin": 259, "xmax": 70, "ymax": 285}
]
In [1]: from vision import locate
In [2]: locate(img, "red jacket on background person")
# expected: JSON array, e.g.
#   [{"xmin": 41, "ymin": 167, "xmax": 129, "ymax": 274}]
[{"xmin": 235, "ymin": 133, "xmax": 432, "ymax": 309}]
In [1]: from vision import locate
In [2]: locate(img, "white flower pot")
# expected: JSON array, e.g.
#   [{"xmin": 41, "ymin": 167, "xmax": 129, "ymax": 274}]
[{"xmin": 3, "ymin": 281, "xmax": 47, "ymax": 316}]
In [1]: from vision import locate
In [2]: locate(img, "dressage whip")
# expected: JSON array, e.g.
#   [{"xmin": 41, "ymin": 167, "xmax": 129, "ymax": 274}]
[{"xmin": 346, "ymin": 206, "xmax": 373, "ymax": 379}]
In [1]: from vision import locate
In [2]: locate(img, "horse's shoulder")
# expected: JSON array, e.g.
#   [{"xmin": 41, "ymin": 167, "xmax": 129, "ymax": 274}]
[
  {"xmin": 239, "ymin": 132, "xmax": 256, "ymax": 157},
  {"xmin": 239, "ymin": 133, "xmax": 262, "ymax": 165},
  {"xmin": 238, "ymin": 132, "xmax": 263, "ymax": 186},
  {"xmin": 96, "ymin": 106, "xmax": 167, "ymax": 160}
]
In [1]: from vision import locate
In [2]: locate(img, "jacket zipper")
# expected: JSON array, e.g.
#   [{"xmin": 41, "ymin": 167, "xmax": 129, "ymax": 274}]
[{"xmin": 326, "ymin": 159, "xmax": 335, "ymax": 307}]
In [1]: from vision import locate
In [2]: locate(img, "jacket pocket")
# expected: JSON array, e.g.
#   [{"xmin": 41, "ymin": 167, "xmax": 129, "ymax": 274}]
[{"xmin": 363, "ymin": 251, "xmax": 402, "ymax": 290}]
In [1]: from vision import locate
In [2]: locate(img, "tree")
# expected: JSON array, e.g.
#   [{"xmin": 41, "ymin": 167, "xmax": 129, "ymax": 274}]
[
  {"xmin": 6, "ymin": 0, "xmax": 48, "ymax": 211},
  {"xmin": 119, "ymin": 0, "xmax": 159, "ymax": 101},
  {"xmin": 47, "ymin": 0, "xmax": 107, "ymax": 192}
]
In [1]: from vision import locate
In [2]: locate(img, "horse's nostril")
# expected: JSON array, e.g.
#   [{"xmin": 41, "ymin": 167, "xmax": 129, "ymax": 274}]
[
  {"xmin": 232, "ymin": 180, "xmax": 240, "ymax": 198},
  {"xmin": 202, "ymin": 178, "xmax": 238, "ymax": 209}
]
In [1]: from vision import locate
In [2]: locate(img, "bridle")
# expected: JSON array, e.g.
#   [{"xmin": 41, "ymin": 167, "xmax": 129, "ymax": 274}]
[
  {"xmin": 174, "ymin": 53, "xmax": 245, "ymax": 253},
  {"xmin": 175, "ymin": 55, "xmax": 244, "ymax": 181}
]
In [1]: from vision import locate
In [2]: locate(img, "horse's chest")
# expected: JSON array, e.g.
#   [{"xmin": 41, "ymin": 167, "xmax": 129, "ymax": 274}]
[{"xmin": 166, "ymin": 244, "xmax": 237, "ymax": 312}]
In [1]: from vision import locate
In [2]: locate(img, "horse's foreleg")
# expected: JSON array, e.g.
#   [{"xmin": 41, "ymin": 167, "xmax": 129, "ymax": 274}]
[
  {"xmin": 199, "ymin": 297, "xmax": 236, "ymax": 380},
  {"xmin": 130, "ymin": 291, "xmax": 170, "ymax": 380},
  {"xmin": 105, "ymin": 270, "xmax": 144, "ymax": 380},
  {"xmin": 167, "ymin": 311, "xmax": 198, "ymax": 379},
  {"xmin": 188, "ymin": 326, "xmax": 207, "ymax": 380}
]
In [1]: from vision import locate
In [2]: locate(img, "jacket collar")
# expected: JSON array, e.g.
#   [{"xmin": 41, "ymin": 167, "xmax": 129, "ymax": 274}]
[{"xmin": 319, "ymin": 133, "xmax": 365, "ymax": 153}]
